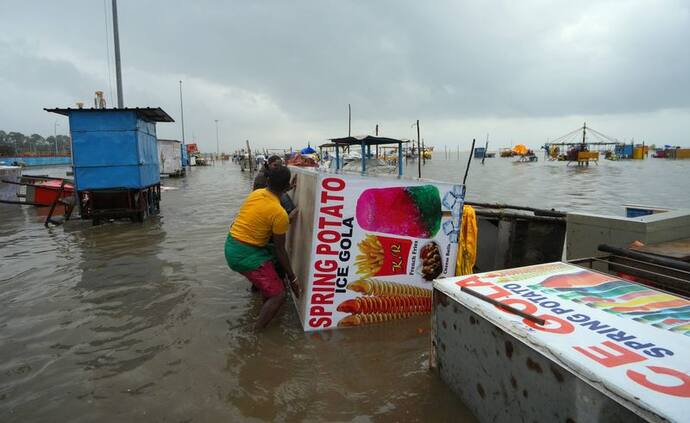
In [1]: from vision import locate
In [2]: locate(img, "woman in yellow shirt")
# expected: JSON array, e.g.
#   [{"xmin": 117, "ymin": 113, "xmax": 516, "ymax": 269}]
[{"xmin": 225, "ymin": 166, "xmax": 299, "ymax": 330}]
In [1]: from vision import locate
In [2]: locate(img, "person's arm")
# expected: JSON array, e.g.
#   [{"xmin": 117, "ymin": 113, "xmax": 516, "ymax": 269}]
[{"xmin": 272, "ymin": 233, "xmax": 299, "ymax": 297}]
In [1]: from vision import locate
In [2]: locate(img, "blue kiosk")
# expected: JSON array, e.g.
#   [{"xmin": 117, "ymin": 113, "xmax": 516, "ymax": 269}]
[{"xmin": 45, "ymin": 107, "xmax": 174, "ymax": 224}]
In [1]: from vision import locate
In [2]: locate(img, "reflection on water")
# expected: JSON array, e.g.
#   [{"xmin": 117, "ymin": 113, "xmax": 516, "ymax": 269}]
[{"xmin": 2, "ymin": 158, "xmax": 689, "ymax": 422}]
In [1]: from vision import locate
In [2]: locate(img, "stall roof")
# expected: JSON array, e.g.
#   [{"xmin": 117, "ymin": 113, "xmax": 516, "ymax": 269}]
[
  {"xmin": 329, "ymin": 135, "xmax": 410, "ymax": 146},
  {"xmin": 44, "ymin": 107, "xmax": 175, "ymax": 123}
]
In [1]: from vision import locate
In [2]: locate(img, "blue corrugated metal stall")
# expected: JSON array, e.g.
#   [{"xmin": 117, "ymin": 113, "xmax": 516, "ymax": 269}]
[
  {"xmin": 69, "ymin": 110, "xmax": 160, "ymax": 191},
  {"xmin": 45, "ymin": 107, "xmax": 174, "ymax": 223}
]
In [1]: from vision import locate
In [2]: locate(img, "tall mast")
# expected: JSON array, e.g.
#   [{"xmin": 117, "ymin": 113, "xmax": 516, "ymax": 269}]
[
  {"xmin": 112, "ymin": 0, "xmax": 124, "ymax": 108},
  {"xmin": 179, "ymin": 80, "xmax": 186, "ymax": 145}
]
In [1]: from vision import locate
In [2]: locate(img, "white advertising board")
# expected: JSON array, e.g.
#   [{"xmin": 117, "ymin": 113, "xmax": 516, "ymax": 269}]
[
  {"xmin": 289, "ymin": 168, "xmax": 464, "ymax": 331},
  {"xmin": 435, "ymin": 262, "xmax": 690, "ymax": 422}
]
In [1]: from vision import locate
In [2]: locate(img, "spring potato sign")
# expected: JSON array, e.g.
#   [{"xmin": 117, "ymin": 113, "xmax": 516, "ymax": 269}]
[{"xmin": 286, "ymin": 168, "xmax": 464, "ymax": 332}]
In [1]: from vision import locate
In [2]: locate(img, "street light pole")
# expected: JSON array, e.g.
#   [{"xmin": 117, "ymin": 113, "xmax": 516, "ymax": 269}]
[
  {"xmin": 179, "ymin": 80, "xmax": 186, "ymax": 145},
  {"xmin": 112, "ymin": 0, "xmax": 124, "ymax": 108},
  {"xmin": 53, "ymin": 121, "xmax": 60, "ymax": 155},
  {"xmin": 214, "ymin": 119, "xmax": 220, "ymax": 160}
]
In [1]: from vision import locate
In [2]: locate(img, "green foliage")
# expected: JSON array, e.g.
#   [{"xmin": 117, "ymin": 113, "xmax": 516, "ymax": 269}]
[{"xmin": 0, "ymin": 130, "xmax": 71, "ymax": 156}]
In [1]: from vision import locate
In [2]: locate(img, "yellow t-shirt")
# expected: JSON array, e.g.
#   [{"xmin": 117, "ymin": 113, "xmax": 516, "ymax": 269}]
[{"xmin": 230, "ymin": 188, "xmax": 289, "ymax": 247}]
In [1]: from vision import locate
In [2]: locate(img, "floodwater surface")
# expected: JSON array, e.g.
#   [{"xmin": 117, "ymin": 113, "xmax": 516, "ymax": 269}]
[{"xmin": 1, "ymin": 156, "xmax": 689, "ymax": 422}]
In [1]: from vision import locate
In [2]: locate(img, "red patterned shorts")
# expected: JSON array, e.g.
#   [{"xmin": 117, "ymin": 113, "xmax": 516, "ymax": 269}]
[{"xmin": 241, "ymin": 260, "xmax": 285, "ymax": 298}]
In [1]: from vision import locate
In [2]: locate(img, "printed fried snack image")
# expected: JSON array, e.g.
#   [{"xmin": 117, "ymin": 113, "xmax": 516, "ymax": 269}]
[
  {"xmin": 348, "ymin": 279, "xmax": 431, "ymax": 297},
  {"xmin": 337, "ymin": 296, "xmax": 431, "ymax": 315},
  {"xmin": 339, "ymin": 313, "xmax": 421, "ymax": 327},
  {"xmin": 420, "ymin": 241, "xmax": 443, "ymax": 281},
  {"xmin": 339, "ymin": 279, "xmax": 432, "ymax": 327},
  {"xmin": 355, "ymin": 234, "xmax": 411, "ymax": 278},
  {"xmin": 356, "ymin": 185, "xmax": 442, "ymax": 238}
]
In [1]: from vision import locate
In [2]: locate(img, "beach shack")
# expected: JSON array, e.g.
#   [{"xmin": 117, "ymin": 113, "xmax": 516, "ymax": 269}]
[
  {"xmin": 432, "ymin": 262, "xmax": 690, "ymax": 423},
  {"xmin": 328, "ymin": 136, "xmax": 408, "ymax": 176},
  {"xmin": 45, "ymin": 107, "xmax": 174, "ymax": 223},
  {"xmin": 157, "ymin": 138, "xmax": 184, "ymax": 177}
]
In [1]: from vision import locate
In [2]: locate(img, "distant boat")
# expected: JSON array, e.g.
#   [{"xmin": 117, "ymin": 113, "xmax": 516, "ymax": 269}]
[{"xmin": 513, "ymin": 155, "xmax": 538, "ymax": 163}]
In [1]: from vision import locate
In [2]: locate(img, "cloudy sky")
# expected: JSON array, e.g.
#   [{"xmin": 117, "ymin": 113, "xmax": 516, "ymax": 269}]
[{"xmin": 1, "ymin": 0, "xmax": 688, "ymax": 152}]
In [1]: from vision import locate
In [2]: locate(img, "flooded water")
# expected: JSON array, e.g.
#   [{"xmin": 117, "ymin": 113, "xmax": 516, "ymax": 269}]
[
  {"xmin": 419, "ymin": 154, "xmax": 690, "ymax": 215},
  {"xmin": 1, "ymin": 156, "xmax": 689, "ymax": 422}
]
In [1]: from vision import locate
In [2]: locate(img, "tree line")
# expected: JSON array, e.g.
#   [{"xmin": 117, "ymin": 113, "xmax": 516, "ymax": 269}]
[{"xmin": 0, "ymin": 130, "xmax": 71, "ymax": 156}]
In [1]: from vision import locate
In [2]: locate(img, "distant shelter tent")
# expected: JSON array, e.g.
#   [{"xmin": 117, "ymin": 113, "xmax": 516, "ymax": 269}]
[
  {"xmin": 512, "ymin": 144, "xmax": 528, "ymax": 156},
  {"xmin": 300, "ymin": 146, "xmax": 316, "ymax": 155}
]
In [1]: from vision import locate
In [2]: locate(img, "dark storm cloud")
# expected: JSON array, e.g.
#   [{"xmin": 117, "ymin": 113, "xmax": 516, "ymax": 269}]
[
  {"xmin": 104, "ymin": 0, "xmax": 689, "ymax": 119},
  {"xmin": 0, "ymin": 39, "xmax": 101, "ymax": 99},
  {"xmin": 0, "ymin": 0, "xmax": 688, "ymax": 147}
]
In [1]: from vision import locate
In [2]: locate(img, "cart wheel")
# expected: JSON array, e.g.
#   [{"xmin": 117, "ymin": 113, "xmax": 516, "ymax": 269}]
[{"xmin": 136, "ymin": 193, "xmax": 149, "ymax": 222}]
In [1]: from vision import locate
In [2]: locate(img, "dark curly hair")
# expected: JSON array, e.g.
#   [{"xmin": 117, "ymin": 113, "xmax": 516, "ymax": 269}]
[{"xmin": 267, "ymin": 165, "xmax": 291, "ymax": 192}]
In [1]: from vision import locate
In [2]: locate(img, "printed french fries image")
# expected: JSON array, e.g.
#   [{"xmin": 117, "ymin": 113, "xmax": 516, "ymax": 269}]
[{"xmin": 355, "ymin": 234, "xmax": 412, "ymax": 277}]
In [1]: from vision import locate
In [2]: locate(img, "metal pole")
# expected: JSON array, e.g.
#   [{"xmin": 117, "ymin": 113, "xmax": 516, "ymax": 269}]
[
  {"xmin": 179, "ymin": 80, "xmax": 186, "ymax": 145},
  {"xmin": 53, "ymin": 121, "xmax": 59, "ymax": 155},
  {"xmin": 361, "ymin": 140, "xmax": 366, "ymax": 173},
  {"xmin": 215, "ymin": 119, "xmax": 220, "ymax": 160},
  {"xmin": 246, "ymin": 139, "xmax": 253, "ymax": 174},
  {"xmin": 481, "ymin": 133, "xmax": 488, "ymax": 165},
  {"xmin": 397, "ymin": 141, "xmax": 403, "ymax": 176},
  {"xmin": 348, "ymin": 104, "xmax": 351, "ymax": 137},
  {"xmin": 463, "ymin": 138, "xmax": 476, "ymax": 186},
  {"xmin": 416, "ymin": 120, "xmax": 421, "ymax": 178},
  {"xmin": 112, "ymin": 0, "xmax": 123, "ymax": 108}
]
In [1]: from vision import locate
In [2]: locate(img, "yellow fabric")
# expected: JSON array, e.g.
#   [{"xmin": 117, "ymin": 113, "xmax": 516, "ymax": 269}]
[
  {"xmin": 456, "ymin": 205, "xmax": 478, "ymax": 276},
  {"xmin": 230, "ymin": 188, "xmax": 289, "ymax": 247}
]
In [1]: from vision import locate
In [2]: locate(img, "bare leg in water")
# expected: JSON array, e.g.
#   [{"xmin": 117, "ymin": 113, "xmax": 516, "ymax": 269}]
[{"xmin": 255, "ymin": 294, "xmax": 285, "ymax": 330}]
